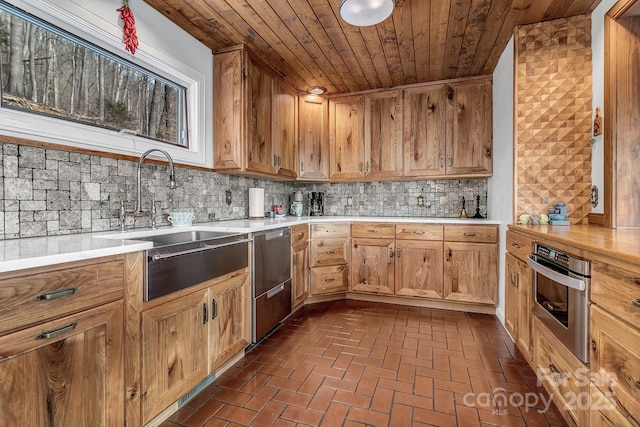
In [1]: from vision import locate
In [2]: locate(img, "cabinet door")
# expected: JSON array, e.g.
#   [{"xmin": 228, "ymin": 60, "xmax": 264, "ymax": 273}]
[
  {"xmin": 292, "ymin": 243, "xmax": 309, "ymax": 308},
  {"xmin": 395, "ymin": 240, "xmax": 443, "ymax": 299},
  {"xmin": 0, "ymin": 301, "xmax": 124, "ymax": 427},
  {"xmin": 273, "ymin": 80, "xmax": 297, "ymax": 178},
  {"xmin": 590, "ymin": 305, "xmax": 640, "ymax": 424},
  {"xmin": 446, "ymin": 79, "xmax": 492, "ymax": 175},
  {"xmin": 141, "ymin": 290, "xmax": 208, "ymax": 423},
  {"xmin": 505, "ymin": 253, "xmax": 519, "ymax": 341},
  {"xmin": 516, "ymin": 260, "xmax": 533, "ymax": 361},
  {"xmin": 298, "ymin": 95, "xmax": 329, "ymax": 180},
  {"xmin": 351, "ymin": 238, "xmax": 395, "ymax": 294},
  {"xmin": 443, "ymin": 242, "xmax": 497, "ymax": 305},
  {"xmin": 213, "ymin": 49, "xmax": 244, "ymax": 170},
  {"xmin": 246, "ymin": 57, "xmax": 276, "ymax": 174},
  {"xmin": 395, "ymin": 240, "xmax": 444, "ymax": 299},
  {"xmin": 403, "ymin": 85, "xmax": 446, "ymax": 177},
  {"xmin": 210, "ymin": 272, "xmax": 250, "ymax": 371},
  {"xmin": 330, "ymin": 95, "xmax": 365, "ymax": 179},
  {"xmin": 365, "ymin": 91, "xmax": 403, "ymax": 179}
]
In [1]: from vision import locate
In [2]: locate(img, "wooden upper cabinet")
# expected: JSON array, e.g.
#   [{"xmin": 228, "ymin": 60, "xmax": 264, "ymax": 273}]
[
  {"xmin": 329, "ymin": 95, "xmax": 366, "ymax": 179},
  {"xmin": 365, "ymin": 90, "xmax": 403, "ymax": 179},
  {"xmin": 272, "ymin": 80, "xmax": 298, "ymax": 178},
  {"xmin": 446, "ymin": 79, "xmax": 492, "ymax": 176},
  {"xmin": 213, "ymin": 46, "xmax": 298, "ymax": 179},
  {"xmin": 403, "ymin": 77, "xmax": 492, "ymax": 178},
  {"xmin": 246, "ymin": 58, "xmax": 275, "ymax": 174},
  {"xmin": 213, "ymin": 49, "xmax": 244, "ymax": 170},
  {"xmin": 298, "ymin": 95, "xmax": 329, "ymax": 180},
  {"xmin": 404, "ymin": 85, "xmax": 447, "ymax": 176}
]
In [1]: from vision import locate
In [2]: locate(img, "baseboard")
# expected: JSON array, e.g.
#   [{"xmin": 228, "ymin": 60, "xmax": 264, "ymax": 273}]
[{"xmin": 346, "ymin": 292, "xmax": 497, "ymax": 315}]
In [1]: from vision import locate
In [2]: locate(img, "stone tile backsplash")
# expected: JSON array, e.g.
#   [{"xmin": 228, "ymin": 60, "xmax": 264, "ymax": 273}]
[{"xmin": 0, "ymin": 142, "xmax": 487, "ymax": 239}]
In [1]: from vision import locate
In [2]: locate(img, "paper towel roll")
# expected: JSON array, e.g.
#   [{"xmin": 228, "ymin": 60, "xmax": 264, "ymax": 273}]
[{"xmin": 248, "ymin": 188, "xmax": 265, "ymax": 218}]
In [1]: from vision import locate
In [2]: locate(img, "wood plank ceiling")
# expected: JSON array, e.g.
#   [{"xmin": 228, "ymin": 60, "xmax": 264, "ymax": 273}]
[{"xmin": 144, "ymin": 0, "xmax": 603, "ymax": 95}]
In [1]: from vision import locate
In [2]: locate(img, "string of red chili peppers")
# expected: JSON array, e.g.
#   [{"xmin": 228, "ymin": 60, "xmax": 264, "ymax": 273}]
[{"xmin": 117, "ymin": 0, "xmax": 138, "ymax": 54}]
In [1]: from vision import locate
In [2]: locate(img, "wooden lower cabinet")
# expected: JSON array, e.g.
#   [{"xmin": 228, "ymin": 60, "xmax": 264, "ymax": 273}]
[
  {"xmin": 292, "ymin": 243, "xmax": 309, "ymax": 308},
  {"xmin": 395, "ymin": 240, "xmax": 444, "ymax": 299},
  {"xmin": 0, "ymin": 300, "xmax": 124, "ymax": 426},
  {"xmin": 210, "ymin": 272, "xmax": 251, "ymax": 371},
  {"xmin": 141, "ymin": 290, "xmax": 209, "ymax": 422},
  {"xmin": 590, "ymin": 304, "xmax": 640, "ymax": 426},
  {"xmin": 138, "ymin": 270, "xmax": 250, "ymax": 424},
  {"xmin": 351, "ymin": 237, "xmax": 395, "ymax": 294},
  {"xmin": 589, "ymin": 383, "xmax": 637, "ymax": 427},
  {"xmin": 533, "ymin": 317, "xmax": 588, "ymax": 427},
  {"xmin": 444, "ymin": 242, "xmax": 497, "ymax": 305},
  {"xmin": 505, "ymin": 252, "xmax": 533, "ymax": 361},
  {"xmin": 309, "ymin": 223, "xmax": 350, "ymax": 296}
]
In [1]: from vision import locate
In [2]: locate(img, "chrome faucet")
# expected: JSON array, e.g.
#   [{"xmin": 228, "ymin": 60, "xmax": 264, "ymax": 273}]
[{"xmin": 136, "ymin": 149, "xmax": 177, "ymax": 214}]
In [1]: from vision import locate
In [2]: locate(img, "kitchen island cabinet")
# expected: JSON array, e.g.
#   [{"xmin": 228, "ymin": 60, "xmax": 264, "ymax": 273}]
[{"xmin": 0, "ymin": 255, "xmax": 126, "ymax": 427}]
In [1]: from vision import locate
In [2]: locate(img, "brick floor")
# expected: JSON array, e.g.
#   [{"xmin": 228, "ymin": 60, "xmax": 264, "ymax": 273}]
[{"xmin": 161, "ymin": 300, "xmax": 567, "ymax": 427}]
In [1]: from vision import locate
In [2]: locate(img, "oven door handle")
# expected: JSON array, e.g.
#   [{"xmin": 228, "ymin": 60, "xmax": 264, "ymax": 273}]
[{"xmin": 526, "ymin": 255, "xmax": 586, "ymax": 291}]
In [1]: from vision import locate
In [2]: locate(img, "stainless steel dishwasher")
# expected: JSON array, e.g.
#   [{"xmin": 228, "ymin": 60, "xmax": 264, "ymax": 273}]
[{"xmin": 252, "ymin": 227, "xmax": 291, "ymax": 343}]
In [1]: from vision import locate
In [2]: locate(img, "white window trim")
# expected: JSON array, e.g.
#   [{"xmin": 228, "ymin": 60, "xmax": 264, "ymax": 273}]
[{"xmin": 0, "ymin": 0, "xmax": 210, "ymax": 168}]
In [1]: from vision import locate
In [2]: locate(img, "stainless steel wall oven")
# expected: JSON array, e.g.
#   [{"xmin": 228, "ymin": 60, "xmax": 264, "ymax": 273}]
[{"xmin": 527, "ymin": 243, "xmax": 591, "ymax": 364}]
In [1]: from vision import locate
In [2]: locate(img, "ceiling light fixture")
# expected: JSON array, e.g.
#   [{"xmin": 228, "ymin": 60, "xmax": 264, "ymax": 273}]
[
  {"xmin": 307, "ymin": 86, "xmax": 327, "ymax": 95},
  {"xmin": 339, "ymin": 0, "xmax": 395, "ymax": 27}
]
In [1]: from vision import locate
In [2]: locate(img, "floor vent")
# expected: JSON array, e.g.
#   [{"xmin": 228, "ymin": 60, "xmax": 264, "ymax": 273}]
[{"xmin": 178, "ymin": 373, "xmax": 216, "ymax": 408}]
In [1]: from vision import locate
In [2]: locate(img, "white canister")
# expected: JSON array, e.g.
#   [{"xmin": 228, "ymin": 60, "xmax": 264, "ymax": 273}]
[{"xmin": 248, "ymin": 188, "xmax": 265, "ymax": 219}]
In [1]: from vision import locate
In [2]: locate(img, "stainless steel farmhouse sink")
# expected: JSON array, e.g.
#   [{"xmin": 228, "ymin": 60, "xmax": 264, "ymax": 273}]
[
  {"xmin": 143, "ymin": 230, "xmax": 249, "ymax": 301},
  {"xmin": 98, "ymin": 229, "xmax": 249, "ymax": 301}
]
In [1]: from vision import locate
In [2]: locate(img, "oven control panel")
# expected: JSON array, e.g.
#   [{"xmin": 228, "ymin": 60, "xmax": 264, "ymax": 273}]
[{"xmin": 533, "ymin": 243, "xmax": 590, "ymax": 277}]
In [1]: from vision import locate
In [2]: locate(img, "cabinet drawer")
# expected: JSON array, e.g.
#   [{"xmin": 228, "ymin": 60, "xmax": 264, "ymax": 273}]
[
  {"xmin": 310, "ymin": 239, "xmax": 349, "ymax": 267},
  {"xmin": 590, "ymin": 262, "xmax": 640, "ymax": 328},
  {"xmin": 310, "ymin": 265, "xmax": 349, "ymax": 295},
  {"xmin": 444, "ymin": 225, "xmax": 498, "ymax": 243},
  {"xmin": 534, "ymin": 317, "xmax": 587, "ymax": 427},
  {"xmin": 351, "ymin": 222, "xmax": 395, "ymax": 239},
  {"xmin": 291, "ymin": 224, "xmax": 309, "ymax": 246},
  {"xmin": 590, "ymin": 305, "xmax": 640, "ymax": 423},
  {"xmin": 506, "ymin": 230, "xmax": 534, "ymax": 262},
  {"xmin": 310, "ymin": 222, "xmax": 350, "ymax": 238},
  {"xmin": 0, "ymin": 256, "xmax": 125, "ymax": 336},
  {"xmin": 395, "ymin": 224, "xmax": 443, "ymax": 240}
]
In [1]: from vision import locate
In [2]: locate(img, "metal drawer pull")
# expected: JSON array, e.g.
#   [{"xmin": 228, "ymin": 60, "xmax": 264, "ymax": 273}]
[
  {"xmin": 325, "ymin": 229, "xmax": 335, "ymax": 233},
  {"xmin": 413, "ymin": 231, "xmax": 425, "ymax": 235},
  {"xmin": 633, "ymin": 299, "xmax": 640, "ymax": 309},
  {"xmin": 203, "ymin": 303, "xmax": 208, "ymax": 325},
  {"xmin": 211, "ymin": 299, "xmax": 217, "ymax": 319},
  {"xmin": 367, "ymin": 229, "xmax": 377, "ymax": 233},
  {"xmin": 512, "ymin": 243, "xmax": 521, "ymax": 248},
  {"xmin": 464, "ymin": 232, "xmax": 476, "ymax": 237},
  {"xmin": 298, "ymin": 232, "xmax": 304, "ymax": 237},
  {"xmin": 151, "ymin": 238, "xmax": 250, "ymax": 261},
  {"xmin": 324, "ymin": 278, "xmax": 335, "ymax": 283},
  {"xmin": 389, "ymin": 248, "xmax": 394, "ymax": 258},
  {"xmin": 35, "ymin": 287, "xmax": 77, "ymax": 301},
  {"xmin": 267, "ymin": 283, "xmax": 285, "ymax": 299},
  {"xmin": 35, "ymin": 322, "xmax": 77, "ymax": 340},
  {"xmin": 325, "ymin": 250, "xmax": 336, "ymax": 255},
  {"xmin": 397, "ymin": 248, "xmax": 401, "ymax": 258}
]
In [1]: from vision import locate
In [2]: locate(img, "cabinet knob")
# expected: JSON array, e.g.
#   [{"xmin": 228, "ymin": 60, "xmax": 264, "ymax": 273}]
[
  {"xmin": 448, "ymin": 157, "xmax": 452, "ymax": 167},
  {"xmin": 446, "ymin": 248, "xmax": 452, "ymax": 261},
  {"xmin": 397, "ymin": 248, "xmax": 401, "ymax": 258},
  {"xmin": 389, "ymin": 248, "xmax": 394, "ymax": 258},
  {"xmin": 512, "ymin": 243, "xmax": 521, "ymax": 249},
  {"xmin": 591, "ymin": 339, "xmax": 597, "ymax": 353},
  {"xmin": 359, "ymin": 162, "xmax": 363, "ymax": 172},
  {"xmin": 300, "ymin": 162, "xmax": 304, "ymax": 172}
]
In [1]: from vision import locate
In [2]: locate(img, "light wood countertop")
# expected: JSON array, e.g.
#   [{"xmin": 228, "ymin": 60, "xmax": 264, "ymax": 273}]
[{"xmin": 508, "ymin": 224, "xmax": 640, "ymax": 268}]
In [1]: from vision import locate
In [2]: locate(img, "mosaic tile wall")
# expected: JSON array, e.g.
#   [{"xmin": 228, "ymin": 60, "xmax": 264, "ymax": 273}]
[
  {"xmin": 515, "ymin": 16, "xmax": 593, "ymax": 224},
  {"xmin": 0, "ymin": 142, "xmax": 487, "ymax": 239}
]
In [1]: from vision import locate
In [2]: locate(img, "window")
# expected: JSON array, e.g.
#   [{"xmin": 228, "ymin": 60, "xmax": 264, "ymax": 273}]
[{"xmin": 0, "ymin": 1, "xmax": 188, "ymax": 147}]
